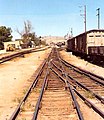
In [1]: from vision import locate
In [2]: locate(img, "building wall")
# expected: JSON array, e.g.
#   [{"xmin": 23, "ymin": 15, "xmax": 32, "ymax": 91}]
[
  {"xmin": 0, "ymin": 49, "xmax": 6, "ymax": 54},
  {"xmin": 3, "ymin": 41, "xmax": 20, "ymax": 50}
]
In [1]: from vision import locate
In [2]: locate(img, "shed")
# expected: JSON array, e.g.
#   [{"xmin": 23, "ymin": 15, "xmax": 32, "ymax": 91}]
[{"xmin": 3, "ymin": 41, "xmax": 20, "ymax": 51}]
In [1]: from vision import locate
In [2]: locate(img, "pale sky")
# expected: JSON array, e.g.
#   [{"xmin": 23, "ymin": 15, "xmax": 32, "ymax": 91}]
[{"xmin": 0, "ymin": 0, "xmax": 104, "ymax": 39}]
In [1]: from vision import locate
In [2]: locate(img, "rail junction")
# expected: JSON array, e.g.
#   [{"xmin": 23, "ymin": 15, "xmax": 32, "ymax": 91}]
[{"xmin": 1, "ymin": 47, "xmax": 103, "ymax": 120}]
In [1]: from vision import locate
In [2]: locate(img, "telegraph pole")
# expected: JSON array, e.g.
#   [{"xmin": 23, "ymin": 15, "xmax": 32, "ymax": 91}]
[
  {"xmin": 71, "ymin": 28, "xmax": 73, "ymax": 37},
  {"xmin": 80, "ymin": 5, "xmax": 87, "ymax": 33},
  {"xmin": 84, "ymin": 5, "xmax": 86, "ymax": 32},
  {"xmin": 96, "ymin": 8, "xmax": 100, "ymax": 29}
]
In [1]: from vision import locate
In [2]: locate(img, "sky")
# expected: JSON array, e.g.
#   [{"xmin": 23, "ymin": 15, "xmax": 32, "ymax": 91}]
[{"xmin": 0, "ymin": 0, "xmax": 104, "ymax": 39}]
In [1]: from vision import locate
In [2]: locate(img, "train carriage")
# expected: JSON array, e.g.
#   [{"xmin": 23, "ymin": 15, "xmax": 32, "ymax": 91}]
[
  {"xmin": 67, "ymin": 37, "xmax": 75, "ymax": 52},
  {"xmin": 67, "ymin": 29, "xmax": 104, "ymax": 61},
  {"xmin": 75, "ymin": 33, "xmax": 87, "ymax": 56}
]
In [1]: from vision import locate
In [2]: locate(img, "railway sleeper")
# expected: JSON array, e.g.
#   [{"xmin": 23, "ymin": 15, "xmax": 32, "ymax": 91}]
[
  {"xmin": 74, "ymin": 89, "xmax": 104, "ymax": 118},
  {"xmin": 52, "ymin": 59, "xmax": 104, "ymax": 104}
]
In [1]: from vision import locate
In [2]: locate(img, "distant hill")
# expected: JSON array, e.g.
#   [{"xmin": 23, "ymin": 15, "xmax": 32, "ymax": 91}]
[{"xmin": 41, "ymin": 36, "xmax": 65, "ymax": 44}]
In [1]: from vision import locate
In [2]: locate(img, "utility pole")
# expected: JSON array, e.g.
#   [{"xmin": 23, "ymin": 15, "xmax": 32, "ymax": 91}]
[
  {"xmin": 96, "ymin": 8, "xmax": 100, "ymax": 29},
  {"xmin": 80, "ymin": 5, "xmax": 87, "ymax": 33},
  {"xmin": 71, "ymin": 28, "xmax": 73, "ymax": 37},
  {"xmin": 84, "ymin": 5, "xmax": 86, "ymax": 32}
]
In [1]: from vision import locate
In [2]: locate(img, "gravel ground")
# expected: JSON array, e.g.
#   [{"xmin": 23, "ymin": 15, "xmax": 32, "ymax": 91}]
[
  {"xmin": 60, "ymin": 50, "xmax": 104, "ymax": 78},
  {"xmin": 0, "ymin": 48, "xmax": 51, "ymax": 120},
  {"xmin": 60, "ymin": 50, "xmax": 104, "ymax": 120},
  {"xmin": 0, "ymin": 48, "xmax": 104, "ymax": 120}
]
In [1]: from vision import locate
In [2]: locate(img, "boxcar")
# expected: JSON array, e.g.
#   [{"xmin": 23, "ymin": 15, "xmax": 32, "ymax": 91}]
[
  {"xmin": 75, "ymin": 32, "xmax": 86, "ymax": 56},
  {"xmin": 67, "ymin": 29, "xmax": 104, "ymax": 60},
  {"xmin": 67, "ymin": 37, "xmax": 75, "ymax": 52}
]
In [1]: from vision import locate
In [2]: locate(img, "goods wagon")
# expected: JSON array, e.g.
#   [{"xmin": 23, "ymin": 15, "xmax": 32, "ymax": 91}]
[
  {"xmin": 67, "ymin": 37, "xmax": 75, "ymax": 52},
  {"xmin": 67, "ymin": 29, "xmax": 104, "ymax": 61},
  {"xmin": 88, "ymin": 46, "xmax": 104, "ymax": 61}
]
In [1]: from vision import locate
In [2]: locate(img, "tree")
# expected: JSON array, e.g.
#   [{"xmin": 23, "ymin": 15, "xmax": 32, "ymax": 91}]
[
  {"xmin": 0, "ymin": 26, "xmax": 12, "ymax": 49},
  {"xmin": 28, "ymin": 32, "xmax": 41, "ymax": 46},
  {"xmin": 16, "ymin": 20, "xmax": 41, "ymax": 47},
  {"xmin": 16, "ymin": 20, "xmax": 33, "ymax": 43}
]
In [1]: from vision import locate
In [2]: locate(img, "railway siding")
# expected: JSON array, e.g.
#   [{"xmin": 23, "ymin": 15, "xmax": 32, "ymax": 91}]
[
  {"xmin": 37, "ymin": 71, "xmax": 77, "ymax": 120},
  {"xmin": 3, "ymin": 47, "xmax": 104, "ymax": 120}
]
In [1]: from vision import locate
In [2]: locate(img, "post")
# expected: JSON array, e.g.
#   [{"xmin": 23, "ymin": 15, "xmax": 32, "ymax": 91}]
[
  {"xmin": 71, "ymin": 28, "xmax": 73, "ymax": 37},
  {"xmin": 84, "ymin": 5, "xmax": 86, "ymax": 33},
  {"xmin": 79, "ymin": 5, "xmax": 87, "ymax": 33},
  {"xmin": 96, "ymin": 8, "xmax": 100, "ymax": 29}
]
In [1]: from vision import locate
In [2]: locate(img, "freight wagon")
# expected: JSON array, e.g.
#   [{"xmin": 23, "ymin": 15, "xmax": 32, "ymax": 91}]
[{"xmin": 67, "ymin": 29, "xmax": 104, "ymax": 61}]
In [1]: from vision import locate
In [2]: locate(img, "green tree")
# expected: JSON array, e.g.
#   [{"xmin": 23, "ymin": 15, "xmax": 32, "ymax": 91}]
[
  {"xmin": 0, "ymin": 26, "xmax": 12, "ymax": 49},
  {"xmin": 29, "ymin": 32, "xmax": 41, "ymax": 46}
]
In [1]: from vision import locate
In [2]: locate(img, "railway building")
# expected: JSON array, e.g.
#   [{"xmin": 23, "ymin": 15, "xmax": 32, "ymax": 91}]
[{"xmin": 3, "ymin": 40, "xmax": 21, "ymax": 51}]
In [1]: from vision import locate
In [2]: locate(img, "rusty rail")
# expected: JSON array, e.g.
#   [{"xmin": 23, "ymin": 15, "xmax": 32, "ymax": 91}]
[
  {"xmin": 9, "ymin": 59, "xmax": 47, "ymax": 120},
  {"xmin": 51, "ymin": 59, "xmax": 104, "ymax": 118},
  {"xmin": 50, "ymin": 67, "xmax": 84, "ymax": 120},
  {"xmin": 0, "ymin": 47, "xmax": 50, "ymax": 64},
  {"xmin": 9, "ymin": 48, "xmax": 52, "ymax": 120},
  {"xmin": 52, "ymin": 61, "xmax": 104, "ymax": 103},
  {"xmin": 32, "ymin": 69, "xmax": 49, "ymax": 120},
  {"xmin": 60, "ymin": 58, "xmax": 104, "ymax": 86},
  {"xmin": 74, "ymin": 89, "xmax": 104, "ymax": 118},
  {"xmin": 8, "ymin": 47, "xmax": 104, "ymax": 119},
  {"xmin": 67, "ymin": 74, "xmax": 104, "ymax": 103}
]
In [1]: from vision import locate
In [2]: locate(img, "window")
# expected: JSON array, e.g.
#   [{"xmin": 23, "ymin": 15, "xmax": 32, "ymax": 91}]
[
  {"xmin": 89, "ymin": 35, "xmax": 93, "ymax": 37},
  {"xmin": 95, "ymin": 35, "xmax": 101, "ymax": 37}
]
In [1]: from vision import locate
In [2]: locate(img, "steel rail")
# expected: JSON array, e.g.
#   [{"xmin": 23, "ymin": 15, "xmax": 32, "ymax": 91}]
[
  {"xmin": 60, "ymin": 58, "xmax": 104, "ymax": 86},
  {"xmin": 55, "ymin": 48, "xmax": 69, "ymax": 88},
  {"xmin": 0, "ymin": 53, "xmax": 23, "ymax": 64},
  {"xmin": 74, "ymin": 89, "xmax": 104, "ymax": 118},
  {"xmin": 51, "ymin": 62, "xmax": 104, "ymax": 119},
  {"xmin": 0, "ymin": 49, "xmax": 35, "ymax": 63},
  {"xmin": 50, "ymin": 67, "xmax": 65, "ymax": 83},
  {"xmin": 50, "ymin": 67, "xmax": 84, "ymax": 120},
  {"xmin": 67, "ymin": 74, "xmax": 104, "ymax": 103},
  {"xmin": 9, "ymin": 49, "xmax": 52, "ymax": 120},
  {"xmin": 0, "ymin": 47, "xmax": 50, "ymax": 64},
  {"xmin": 51, "ymin": 61, "xmax": 104, "ymax": 103},
  {"xmin": 32, "ymin": 68, "xmax": 49, "ymax": 120},
  {"xmin": 9, "ymin": 59, "xmax": 47, "ymax": 120},
  {"xmin": 67, "ymin": 81, "xmax": 84, "ymax": 120}
]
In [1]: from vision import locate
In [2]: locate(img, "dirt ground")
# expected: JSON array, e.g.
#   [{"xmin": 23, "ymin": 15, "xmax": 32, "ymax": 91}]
[
  {"xmin": 0, "ymin": 48, "xmax": 104, "ymax": 120},
  {"xmin": 60, "ymin": 51, "xmax": 104, "ymax": 78},
  {"xmin": 0, "ymin": 48, "xmax": 51, "ymax": 120},
  {"xmin": 60, "ymin": 50, "xmax": 104, "ymax": 120}
]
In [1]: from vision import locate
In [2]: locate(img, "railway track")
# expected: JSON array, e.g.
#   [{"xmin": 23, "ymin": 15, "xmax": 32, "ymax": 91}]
[
  {"xmin": 51, "ymin": 48, "xmax": 104, "ymax": 119},
  {"xmin": 9, "ymin": 47, "xmax": 104, "ymax": 120},
  {"xmin": 60, "ymin": 58, "xmax": 104, "ymax": 102},
  {"xmin": 0, "ymin": 47, "xmax": 49, "ymax": 64}
]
